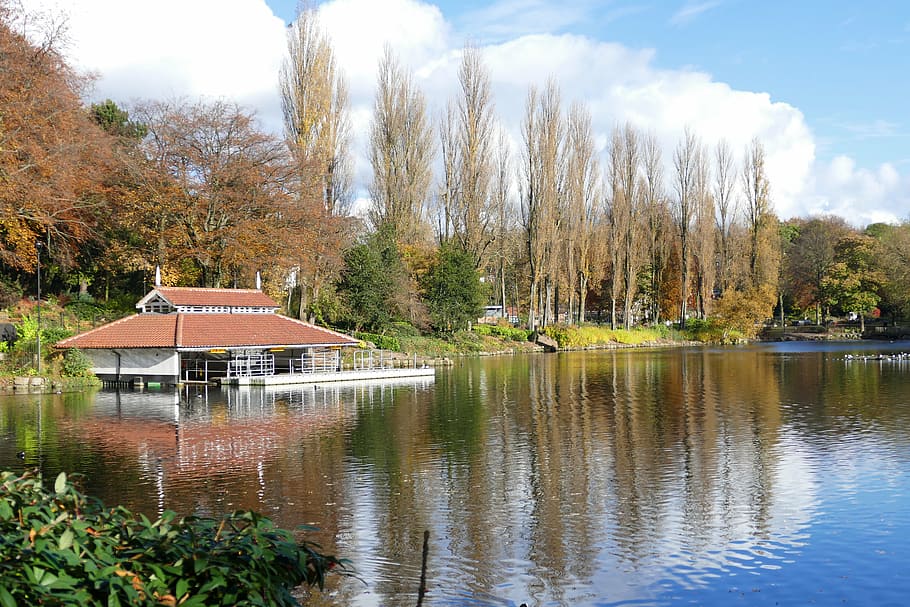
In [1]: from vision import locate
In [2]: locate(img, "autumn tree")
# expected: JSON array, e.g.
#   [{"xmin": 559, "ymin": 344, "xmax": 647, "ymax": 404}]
[
  {"xmin": 133, "ymin": 99, "xmax": 294, "ymax": 289},
  {"xmin": 279, "ymin": 4, "xmax": 356, "ymax": 318},
  {"xmin": 820, "ymin": 234, "xmax": 884, "ymax": 332},
  {"xmin": 872, "ymin": 222, "xmax": 910, "ymax": 323},
  {"xmin": 0, "ymin": 5, "xmax": 113, "ymax": 275},
  {"xmin": 367, "ymin": 46, "xmax": 434, "ymax": 244},
  {"xmin": 491, "ymin": 130, "xmax": 515, "ymax": 321},
  {"xmin": 783, "ymin": 216, "xmax": 850, "ymax": 323}
]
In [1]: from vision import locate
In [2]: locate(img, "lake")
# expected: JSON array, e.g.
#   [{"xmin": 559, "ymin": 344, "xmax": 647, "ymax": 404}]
[{"xmin": 2, "ymin": 341, "xmax": 910, "ymax": 606}]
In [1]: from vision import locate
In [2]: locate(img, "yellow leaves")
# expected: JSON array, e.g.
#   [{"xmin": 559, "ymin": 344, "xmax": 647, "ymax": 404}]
[{"xmin": 0, "ymin": 216, "xmax": 40, "ymax": 270}]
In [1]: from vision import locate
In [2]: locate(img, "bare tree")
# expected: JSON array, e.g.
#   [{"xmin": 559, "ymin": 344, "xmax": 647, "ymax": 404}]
[
  {"xmin": 444, "ymin": 45, "xmax": 497, "ymax": 268},
  {"xmin": 520, "ymin": 80, "xmax": 564, "ymax": 330},
  {"xmin": 564, "ymin": 102, "xmax": 600, "ymax": 324},
  {"xmin": 368, "ymin": 45, "xmax": 434, "ymax": 244},
  {"xmin": 713, "ymin": 139, "xmax": 738, "ymax": 294},
  {"xmin": 605, "ymin": 123, "xmax": 644, "ymax": 329},
  {"xmin": 741, "ymin": 137, "xmax": 774, "ymax": 287},
  {"xmin": 672, "ymin": 127, "xmax": 702, "ymax": 327},
  {"xmin": 691, "ymin": 150, "xmax": 715, "ymax": 318},
  {"xmin": 641, "ymin": 132, "xmax": 669, "ymax": 324},
  {"xmin": 491, "ymin": 129, "xmax": 515, "ymax": 321}
]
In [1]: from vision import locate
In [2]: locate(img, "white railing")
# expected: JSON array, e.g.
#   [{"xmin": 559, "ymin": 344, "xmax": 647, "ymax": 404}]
[
  {"xmin": 290, "ymin": 350, "xmax": 341, "ymax": 374},
  {"xmin": 228, "ymin": 353, "xmax": 275, "ymax": 378},
  {"xmin": 228, "ymin": 349, "xmax": 418, "ymax": 378}
]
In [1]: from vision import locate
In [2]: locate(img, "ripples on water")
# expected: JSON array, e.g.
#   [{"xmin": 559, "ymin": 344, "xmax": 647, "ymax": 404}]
[{"xmin": 2, "ymin": 342, "xmax": 910, "ymax": 606}]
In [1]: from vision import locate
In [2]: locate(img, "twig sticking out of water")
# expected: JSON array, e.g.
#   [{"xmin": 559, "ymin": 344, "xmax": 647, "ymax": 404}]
[{"xmin": 417, "ymin": 530, "xmax": 430, "ymax": 607}]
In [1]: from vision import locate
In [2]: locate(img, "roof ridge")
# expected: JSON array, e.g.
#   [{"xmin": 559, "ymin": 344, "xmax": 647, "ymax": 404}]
[{"xmin": 157, "ymin": 286, "xmax": 262, "ymax": 292}]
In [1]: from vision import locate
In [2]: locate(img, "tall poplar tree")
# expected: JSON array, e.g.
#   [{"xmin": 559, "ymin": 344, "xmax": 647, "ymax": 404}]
[
  {"xmin": 279, "ymin": 4, "xmax": 353, "ymax": 318},
  {"xmin": 368, "ymin": 46, "xmax": 434, "ymax": 244},
  {"xmin": 443, "ymin": 45, "xmax": 497, "ymax": 269},
  {"xmin": 672, "ymin": 127, "xmax": 702, "ymax": 327}
]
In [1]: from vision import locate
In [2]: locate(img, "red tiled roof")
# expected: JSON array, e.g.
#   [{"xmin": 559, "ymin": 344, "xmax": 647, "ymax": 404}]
[
  {"xmin": 57, "ymin": 314, "xmax": 359, "ymax": 350},
  {"xmin": 57, "ymin": 315, "xmax": 178, "ymax": 348},
  {"xmin": 151, "ymin": 287, "xmax": 278, "ymax": 307}
]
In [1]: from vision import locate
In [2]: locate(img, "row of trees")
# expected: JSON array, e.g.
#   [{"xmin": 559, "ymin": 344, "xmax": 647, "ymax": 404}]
[{"xmin": 2, "ymin": 2, "xmax": 909, "ymax": 338}]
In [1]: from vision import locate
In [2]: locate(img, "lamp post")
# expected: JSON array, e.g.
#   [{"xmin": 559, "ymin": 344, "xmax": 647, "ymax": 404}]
[{"xmin": 35, "ymin": 241, "xmax": 41, "ymax": 375}]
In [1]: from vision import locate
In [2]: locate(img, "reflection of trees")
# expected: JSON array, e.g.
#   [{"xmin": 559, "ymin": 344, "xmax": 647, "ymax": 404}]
[{"xmin": 8, "ymin": 349, "xmax": 910, "ymax": 606}]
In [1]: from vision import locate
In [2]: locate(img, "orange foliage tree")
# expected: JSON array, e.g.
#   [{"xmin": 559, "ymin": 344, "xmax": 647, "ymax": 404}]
[{"xmin": 0, "ymin": 3, "xmax": 113, "ymax": 273}]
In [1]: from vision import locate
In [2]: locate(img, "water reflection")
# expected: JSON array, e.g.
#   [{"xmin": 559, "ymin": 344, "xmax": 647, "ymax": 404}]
[{"xmin": 2, "ymin": 344, "xmax": 910, "ymax": 606}]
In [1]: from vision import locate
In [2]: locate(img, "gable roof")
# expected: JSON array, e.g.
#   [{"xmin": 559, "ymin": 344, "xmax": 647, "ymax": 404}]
[
  {"xmin": 57, "ymin": 314, "xmax": 359, "ymax": 350},
  {"xmin": 136, "ymin": 287, "xmax": 278, "ymax": 309}
]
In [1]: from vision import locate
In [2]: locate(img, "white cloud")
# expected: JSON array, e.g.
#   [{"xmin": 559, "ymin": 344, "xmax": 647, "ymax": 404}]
[
  {"xmin": 805, "ymin": 156, "xmax": 910, "ymax": 225},
  {"xmin": 33, "ymin": 0, "xmax": 287, "ymax": 126},
  {"xmin": 34, "ymin": 0, "xmax": 907, "ymax": 227}
]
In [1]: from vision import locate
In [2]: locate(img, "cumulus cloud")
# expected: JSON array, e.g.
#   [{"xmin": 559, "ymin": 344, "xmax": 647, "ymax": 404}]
[
  {"xmin": 32, "ymin": 0, "xmax": 287, "ymax": 127},
  {"xmin": 34, "ymin": 0, "xmax": 907, "ymax": 226},
  {"xmin": 807, "ymin": 157, "xmax": 910, "ymax": 225}
]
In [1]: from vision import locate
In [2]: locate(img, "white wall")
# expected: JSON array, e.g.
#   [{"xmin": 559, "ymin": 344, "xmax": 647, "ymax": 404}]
[{"xmin": 87, "ymin": 349, "xmax": 179, "ymax": 381}]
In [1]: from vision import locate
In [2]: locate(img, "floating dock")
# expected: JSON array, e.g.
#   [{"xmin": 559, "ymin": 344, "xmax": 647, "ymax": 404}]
[{"xmin": 228, "ymin": 366, "xmax": 435, "ymax": 386}]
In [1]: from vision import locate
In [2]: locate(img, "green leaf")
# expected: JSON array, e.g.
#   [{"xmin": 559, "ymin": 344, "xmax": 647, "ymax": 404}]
[
  {"xmin": 54, "ymin": 472, "xmax": 67, "ymax": 494},
  {"xmin": 0, "ymin": 586, "xmax": 15, "ymax": 607},
  {"xmin": 59, "ymin": 528, "xmax": 74, "ymax": 551},
  {"xmin": 0, "ymin": 499, "xmax": 12, "ymax": 520},
  {"xmin": 39, "ymin": 571, "xmax": 59, "ymax": 587},
  {"xmin": 176, "ymin": 578, "xmax": 189, "ymax": 599}
]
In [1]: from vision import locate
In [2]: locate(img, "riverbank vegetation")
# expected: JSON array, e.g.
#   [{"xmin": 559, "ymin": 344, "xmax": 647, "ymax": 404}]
[
  {"xmin": 0, "ymin": 470, "xmax": 345, "ymax": 606},
  {"xmin": 2, "ymin": 0, "xmax": 910, "ymax": 378}
]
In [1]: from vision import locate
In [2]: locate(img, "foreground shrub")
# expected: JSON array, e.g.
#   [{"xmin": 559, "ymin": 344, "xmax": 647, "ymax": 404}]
[{"xmin": 0, "ymin": 470, "xmax": 346, "ymax": 607}]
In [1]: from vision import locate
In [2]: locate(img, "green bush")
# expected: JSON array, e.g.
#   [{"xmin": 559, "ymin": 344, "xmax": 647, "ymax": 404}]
[
  {"xmin": 352, "ymin": 332, "xmax": 401, "ymax": 352},
  {"xmin": 543, "ymin": 324, "xmax": 662, "ymax": 348},
  {"xmin": 60, "ymin": 349, "xmax": 93, "ymax": 378},
  {"xmin": 473, "ymin": 324, "xmax": 532, "ymax": 342},
  {"xmin": 0, "ymin": 470, "xmax": 346, "ymax": 607}
]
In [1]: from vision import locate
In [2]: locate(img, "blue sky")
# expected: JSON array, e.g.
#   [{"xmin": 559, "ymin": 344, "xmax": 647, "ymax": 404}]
[{"xmin": 35, "ymin": 0, "xmax": 910, "ymax": 224}]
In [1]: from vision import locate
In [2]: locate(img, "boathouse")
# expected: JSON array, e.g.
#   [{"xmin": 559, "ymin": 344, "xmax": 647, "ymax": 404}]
[{"xmin": 57, "ymin": 286, "xmax": 363, "ymax": 385}]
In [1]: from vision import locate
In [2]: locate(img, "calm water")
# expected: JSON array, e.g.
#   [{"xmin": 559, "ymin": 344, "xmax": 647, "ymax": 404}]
[{"xmin": 2, "ymin": 342, "xmax": 910, "ymax": 606}]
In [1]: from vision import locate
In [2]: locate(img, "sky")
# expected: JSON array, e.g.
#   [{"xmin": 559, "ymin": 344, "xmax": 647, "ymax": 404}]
[{"xmin": 27, "ymin": 0, "xmax": 910, "ymax": 226}]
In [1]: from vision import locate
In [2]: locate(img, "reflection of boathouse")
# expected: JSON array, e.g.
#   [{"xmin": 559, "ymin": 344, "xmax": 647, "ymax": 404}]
[{"xmin": 58, "ymin": 286, "xmax": 433, "ymax": 386}]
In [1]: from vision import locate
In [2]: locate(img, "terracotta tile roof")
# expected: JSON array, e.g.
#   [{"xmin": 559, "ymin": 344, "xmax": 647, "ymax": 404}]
[
  {"xmin": 57, "ymin": 314, "xmax": 178, "ymax": 349},
  {"xmin": 153, "ymin": 287, "xmax": 278, "ymax": 307},
  {"xmin": 57, "ymin": 313, "xmax": 359, "ymax": 350}
]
